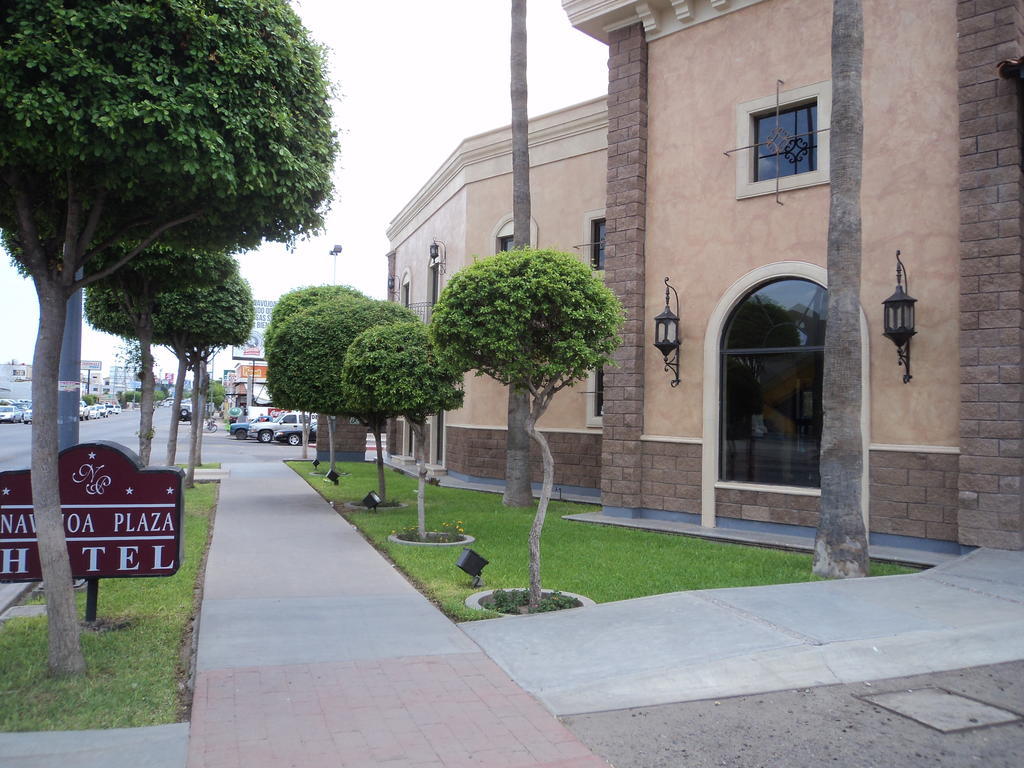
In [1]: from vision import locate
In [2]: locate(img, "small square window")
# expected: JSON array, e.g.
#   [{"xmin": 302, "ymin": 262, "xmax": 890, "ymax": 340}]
[
  {"xmin": 497, "ymin": 234, "xmax": 514, "ymax": 252},
  {"xmin": 754, "ymin": 103, "xmax": 817, "ymax": 182},
  {"xmin": 734, "ymin": 81, "xmax": 831, "ymax": 200},
  {"xmin": 590, "ymin": 218, "xmax": 606, "ymax": 270}
]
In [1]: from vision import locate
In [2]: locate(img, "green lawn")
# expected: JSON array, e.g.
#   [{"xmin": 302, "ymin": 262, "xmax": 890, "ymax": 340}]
[
  {"xmin": 0, "ymin": 483, "xmax": 217, "ymax": 732},
  {"xmin": 290, "ymin": 461, "xmax": 917, "ymax": 622}
]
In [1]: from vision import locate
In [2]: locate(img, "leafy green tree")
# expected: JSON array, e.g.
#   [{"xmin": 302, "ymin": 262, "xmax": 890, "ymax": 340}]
[
  {"xmin": 156, "ymin": 268, "xmax": 254, "ymax": 485},
  {"xmin": 342, "ymin": 322, "xmax": 464, "ymax": 535},
  {"xmin": 85, "ymin": 249, "xmax": 235, "ymax": 464},
  {"xmin": 0, "ymin": 0, "xmax": 336, "ymax": 675},
  {"xmin": 208, "ymin": 380, "xmax": 226, "ymax": 410},
  {"xmin": 432, "ymin": 249, "xmax": 623, "ymax": 608},
  {"xmin": 265, "ymin": 295, "xmax": 416, "ymax": 474}
]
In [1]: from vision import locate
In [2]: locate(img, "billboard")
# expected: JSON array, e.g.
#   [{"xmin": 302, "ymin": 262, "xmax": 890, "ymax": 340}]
[
  {"xmin": 81, "ymin": 360, "xmax": 102, "ymax": 371},
  {"xmin": 232, "ymin": 299, "xmax": 277, "ymax": 361}
]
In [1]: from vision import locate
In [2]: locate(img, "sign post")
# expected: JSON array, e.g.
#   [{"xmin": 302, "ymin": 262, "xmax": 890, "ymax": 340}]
[{"xmin": 0, "ymin": 442, "xmax": 184, "ymax": 621}]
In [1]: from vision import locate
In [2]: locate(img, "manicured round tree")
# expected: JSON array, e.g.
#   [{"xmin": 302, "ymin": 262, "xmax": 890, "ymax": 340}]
[
  {"xmin": 85, "ymin": 248, "xmax": 237, "ymax": 464},
  {"xmin": 342, "ymin": 322, "xmax": 464, "ymax": 537},
  {"xmin": 431, "ymin": 248, "xmax": 623, "ymax": 608},
  {"xmin": 1, "ymin": 0, "xmax": 336, "ymax": 675},
  {"xmin": 263, "ymin": 284, "xmax": 368, "ymax": 352},
  {"xmin": 155, "ymin": 268, "xmax": 255, "ymax": 485},
  {"xmin": 265, "ymin": 297, "xmax": 417, "ymax": 475}
]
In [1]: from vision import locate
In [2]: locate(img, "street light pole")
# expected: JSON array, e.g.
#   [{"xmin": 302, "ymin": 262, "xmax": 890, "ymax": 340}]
[{"xmin": 329, "ymin": 244, "xmax": 342, "ymax": 285}]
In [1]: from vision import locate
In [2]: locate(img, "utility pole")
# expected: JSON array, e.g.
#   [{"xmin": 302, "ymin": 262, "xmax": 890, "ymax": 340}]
[{"xmin": 329, "ymin": 244, "xmax": 342, "ymax": 285}]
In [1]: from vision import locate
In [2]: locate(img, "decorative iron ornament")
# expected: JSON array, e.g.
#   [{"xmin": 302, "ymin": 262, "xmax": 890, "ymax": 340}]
[{"xmin": 724, "ymin": 80, "xmax": 829, "ymax": 205}]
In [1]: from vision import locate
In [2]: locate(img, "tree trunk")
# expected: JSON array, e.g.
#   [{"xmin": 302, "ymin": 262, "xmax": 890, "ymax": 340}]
[
  {"xmin": 300, "ymin": 411, "xmax": 310, "ymax": 460},
  {"xmin": 412, "ymin": 422, "xmax": 427, "ymax": 539},
  {"xmin": 136, "ymin": 326, "xmax": 156, "ymax": 465},
  {"xmin": 526, "ymin": 413, "xmax": 554, "ymax": 610},
  {"xmin": 814, "ymin": 0, "xmax": 868, "ymax": 579},
  {"xmin": 164, "ymin": 352, "xmax": 189, "ymax": 465},
  {"xmin": 504, "ymin": 0, "xmax": 533, "ymax": 508},
  {"xmin": 30, "ymin": 278, "xmax": 86, "ymax": 675},
  {"xmin": 373, "ymin": 419, "xmax": 387, "ymax": 502}
]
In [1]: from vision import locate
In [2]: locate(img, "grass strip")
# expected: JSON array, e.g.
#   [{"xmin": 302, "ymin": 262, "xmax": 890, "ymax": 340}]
[
  {"xmin": 0, "ymin": 483, "xmax": 217, "ymax": 732},
  {"xmin": 289, "ymin": 461, "xmax": 917, "ymax": 622}
]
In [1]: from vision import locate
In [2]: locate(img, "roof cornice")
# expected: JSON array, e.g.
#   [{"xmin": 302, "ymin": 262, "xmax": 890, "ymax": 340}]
[
  {"xmin": 562, "ymin": 0, "xmax": 768, "ymax": 43},
  {"xmin": 386, "ymin": 97, "xmax": 608, "ymax": 245}
]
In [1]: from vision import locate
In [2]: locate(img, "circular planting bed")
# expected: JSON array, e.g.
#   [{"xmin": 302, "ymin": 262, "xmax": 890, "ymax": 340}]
[
  {"xmin": 388, "ymin": 532, "xmax": 475, "ymax": 547},
  {"xmin": 465, "ymin": 588, "xmax": 595, "ymax": 615}
]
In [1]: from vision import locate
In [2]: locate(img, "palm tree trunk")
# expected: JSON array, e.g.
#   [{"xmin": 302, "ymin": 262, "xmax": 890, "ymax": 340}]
[
  {"xmin": 504, "ymin": 0, "xmax": 533, "ymax": 507},
  {"xmin": 814, "ymin": 0, "xmax": 868, "ymax": 578}
]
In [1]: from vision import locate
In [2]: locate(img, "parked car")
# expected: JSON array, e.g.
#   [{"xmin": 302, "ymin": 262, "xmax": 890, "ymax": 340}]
[
  {"xmin": 79, "ymin": 400, "xmax": 89, "ymax": 420},
  {"xmin": 250, "ymin": 412, "xmax": 312, "ymax": 443},
  {"xmin": 103, "ymin": 403, "xmax": 121, "ymax": 416},
  {"xmin": 22, "ymin": 406, "xmax": 32, "ymax": 424},
  {"xmin": 87, "ymin": 403, "xmax": 106, "ymax": 419},
  {"xmin": 0, "ymin": 405, "xmax": 23, "ymax": 424},
  {"xmin": 229, "ymin": 420, "xmax": 251, "ymax": 439},
  {"xmin": 273, "ymin": 422, "xmax": 318, "ymax": 446}
]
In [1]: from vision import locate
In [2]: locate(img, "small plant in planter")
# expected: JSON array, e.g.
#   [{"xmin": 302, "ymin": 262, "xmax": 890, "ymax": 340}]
[
  {"xmin": 486, "ymin": 589, "xmax": 582, "ymax": 615},
  {"xmin": 393, "ymin": 520, "xmax": 466, "ymax": 544}
]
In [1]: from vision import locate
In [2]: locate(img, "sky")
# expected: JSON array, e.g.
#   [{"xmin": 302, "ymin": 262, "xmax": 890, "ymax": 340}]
[{"xmin": 0, "ymin": 0, "xmax": 609, "ymax": 381}]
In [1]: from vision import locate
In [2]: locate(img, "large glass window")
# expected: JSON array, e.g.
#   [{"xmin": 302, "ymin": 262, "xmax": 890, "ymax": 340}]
[{"xmin": 720, "ymin": 279, "xmax": 827, "ymax": 488}]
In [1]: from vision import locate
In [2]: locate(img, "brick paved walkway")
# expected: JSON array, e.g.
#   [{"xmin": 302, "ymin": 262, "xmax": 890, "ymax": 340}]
[{"xmin": 186, "ymin": 461, "xmax": 607, "ymax": 768}]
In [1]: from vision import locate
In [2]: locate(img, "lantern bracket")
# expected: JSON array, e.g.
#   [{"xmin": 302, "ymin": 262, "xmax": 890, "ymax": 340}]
[
  {"xmin": 882, "ymin": 250, "xmax": 916, "ymax": 384},
  {"xmin": 653, "ymin": 277, "xmax": 681, "ymax": 387}
]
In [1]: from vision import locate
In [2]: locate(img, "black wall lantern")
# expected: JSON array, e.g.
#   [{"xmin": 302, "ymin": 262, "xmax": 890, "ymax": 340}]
[
  {"xmin": 653, "ymin": 276, "xmax": 681, "ymax": 387},
  {"xmin": 429, "ymin": 240, "xmax": 447, "ymax": 275},
  {"xmin": 882, "ymin": 250, "xmax": 917, "ymax": 383}
]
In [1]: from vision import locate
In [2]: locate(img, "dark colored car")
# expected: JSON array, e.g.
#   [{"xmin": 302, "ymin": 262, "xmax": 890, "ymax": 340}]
[
  {"xmin": 273, "ymin": 423, "xmax": 318, "ymax": 446},
  {"xmin": 229, "ymin": 421, "xmax": 251, "ymax": 439}
]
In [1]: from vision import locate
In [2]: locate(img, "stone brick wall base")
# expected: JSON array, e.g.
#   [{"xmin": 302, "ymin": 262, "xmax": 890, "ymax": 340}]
[
  {"xmin": 640, "ymin": 441, "xmax": 701, "ymax": 515},
  {"xmin": 446, "ymin": 427, "xmax": 602, "ymax": 490},
  {"xmin": 315, "ymin": 416, "xmax": 367, "ymax": 459}
]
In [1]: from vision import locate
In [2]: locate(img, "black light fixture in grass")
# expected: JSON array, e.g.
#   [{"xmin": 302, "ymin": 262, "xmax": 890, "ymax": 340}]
[
  {"xmin": 362, "ymin": 491, "xmax": 381, "ymax": 511},
  {"xmin": 326, "ymin": 468, "xmax": 340, "ymax": 485},
  {"xmin": 882, "ymin": 250, "xmax": 917, "ymax": 384},
  {"xmin": 653, "ymin": 276, "xmax": 681, "ymax": 387},
  {"xmin": 456, "ymin": 548, "xmax": 489, "ymax": 588}
]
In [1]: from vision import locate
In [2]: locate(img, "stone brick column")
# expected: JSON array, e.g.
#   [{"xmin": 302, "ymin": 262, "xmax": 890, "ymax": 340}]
[
  {"xmin": 957, "ymin": 0, "xmax": 1024, "ymax": 549},
  {"xmin": 601, "ymin": 23, "xmax": 648, "ymax": 512}
]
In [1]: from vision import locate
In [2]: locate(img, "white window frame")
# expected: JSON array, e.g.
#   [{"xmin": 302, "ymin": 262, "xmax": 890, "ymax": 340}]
[
  {"xmin": 581, "ymin": 207, "xmax": 606, "ymax": 273},
  {"xmin": 491, "ymin": 214, "xmax": 539, "ymax": 254},
  {"xmin": 735, "ymin": 81, "xmax": 831, "ymax": 200}
]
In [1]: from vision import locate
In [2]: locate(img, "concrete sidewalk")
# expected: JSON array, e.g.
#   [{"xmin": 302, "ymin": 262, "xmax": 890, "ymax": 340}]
[
  {"xmin": 187, "ymin": 460, "xmax": 608, "ymax": 768},
  {"xmin": 462, "ymin": 548, "xmax": 1024, "ymax": 716}
]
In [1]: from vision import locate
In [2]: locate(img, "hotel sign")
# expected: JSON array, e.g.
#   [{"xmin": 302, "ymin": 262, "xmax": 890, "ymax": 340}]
[{"xmin": 0, "ymin": 442, "xmax": 183, "ymax": 581}]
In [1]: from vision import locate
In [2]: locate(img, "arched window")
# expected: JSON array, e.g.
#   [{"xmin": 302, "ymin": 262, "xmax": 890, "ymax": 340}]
[{"xmin": 720, "ymin": 278, "xmax": 827, "ymax": 488}]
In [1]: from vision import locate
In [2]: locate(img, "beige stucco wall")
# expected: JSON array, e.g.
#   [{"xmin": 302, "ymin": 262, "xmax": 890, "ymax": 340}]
[
  {"xmin": 644, "ymin": 0, "xmax": 960, "ymax": 447},
  {"xmin": 389, "ymin": 142, "xmax": 608, "ymax": 434},
  {"xmin": 450, "ymin": 150, "xmax": 607, "ymax": 431}
]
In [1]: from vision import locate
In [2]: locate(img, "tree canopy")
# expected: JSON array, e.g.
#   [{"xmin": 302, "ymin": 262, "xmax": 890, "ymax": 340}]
[
  {"xmin": 431, "ymin": 248, "xmax": 623, "ymax": 607},
  {"xmin": 431, "ymin": 249, "xmax": 623, "ymax": 397},
  {"xmin": 263, "ymin": 283, "xmax": 367, "ymax": 352},
  {"xmin": 1, "ymin": 0, "xmax": 338, "ymax": 276},
  {"xmin": 265, "ymin": 294, "xmax": 416, "ymax": 415}
]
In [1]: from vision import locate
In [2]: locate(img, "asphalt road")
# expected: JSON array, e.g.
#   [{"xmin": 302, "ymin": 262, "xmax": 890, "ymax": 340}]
[{"xmin": 0, "ymin": 407, "xmax": 307, "ymax": 473}]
